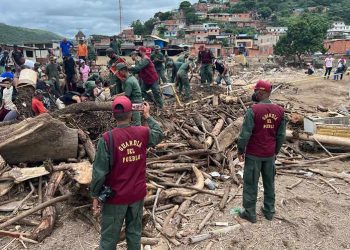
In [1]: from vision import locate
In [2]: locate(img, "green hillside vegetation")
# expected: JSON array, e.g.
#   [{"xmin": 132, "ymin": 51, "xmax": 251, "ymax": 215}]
[
  {"xmin": 0, "ymin": 23, "xmax": 62, "ymax": 44},
  {"xmin": 131, "ymin": 0, "xmax": 349, "ymax": 38}
]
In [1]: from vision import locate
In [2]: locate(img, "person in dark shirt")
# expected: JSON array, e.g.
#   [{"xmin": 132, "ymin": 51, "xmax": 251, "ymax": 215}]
[
  {"xmin": 214, "ymin": 59, "xmax": 232, "ymax": 91},
  {"xmin": 63, "ymin": 55, "xmax": 77, "ymax": 92},
  {"xmin": 11, "ymin": 45, "xmax": 24, "ymax": 66},
  {"xmin": 55, "ymin": 91, "xmax": 88, "ymax": 109}
]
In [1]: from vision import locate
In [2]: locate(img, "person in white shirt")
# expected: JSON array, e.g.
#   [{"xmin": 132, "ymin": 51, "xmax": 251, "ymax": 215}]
[
  {"xmin": 324, "ymin": 54, "xmax": 334, "ymax": 79},
  {"xmin": 0, "ymin": 78, "xmax": 18, "ymax": 121}
]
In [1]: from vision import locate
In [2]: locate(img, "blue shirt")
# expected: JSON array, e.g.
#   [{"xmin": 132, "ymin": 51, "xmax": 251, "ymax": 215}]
[
  {"xmin": 60, "ymin": 41, "xmax": 73, "ymax": 57},
  {"xmin": 1, "ymin": 72, "xmax": 14, "ymax": 79}
]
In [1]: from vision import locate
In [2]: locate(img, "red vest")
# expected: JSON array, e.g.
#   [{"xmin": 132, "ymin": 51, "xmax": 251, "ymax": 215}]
[
  {"xmin": 139, "ymin": 56, "xmax": 159, "ymax": 85},
  {"xmin": 246, "ymin": 103, "xmax": 284, "ymax": 158},
  {"xmin": 102, "ymin": 126, "xmax": 149, "ymax": 205}
]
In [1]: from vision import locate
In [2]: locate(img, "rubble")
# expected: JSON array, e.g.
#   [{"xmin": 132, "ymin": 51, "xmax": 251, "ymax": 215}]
[{"xmin": 1, "ymin": 70, "xmax": 350, "ymax": 250}]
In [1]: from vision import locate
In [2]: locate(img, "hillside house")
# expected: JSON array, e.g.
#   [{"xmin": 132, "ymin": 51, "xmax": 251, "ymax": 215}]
[
  {"xmin": 266, "ymin": 27, "xmax": 288, "ymax": 35},
  {"xmin": 119, "ymin": 28, "xmax": 136, "ymax": 41},
  {"xmin": 23, "ymin": 41, "xmax": 60, "ymax": 61},
  {"xmin": 327, "ymin": 22, "xmax": 350, "ymax": 39}
]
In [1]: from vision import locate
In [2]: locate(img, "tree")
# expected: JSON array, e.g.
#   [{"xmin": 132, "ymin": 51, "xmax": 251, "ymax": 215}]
[
  {"xmin": 155, "ymin": 11, "xmax": 173, "ymax": 21},
  {"xmin": 179, "ymin": 1, "xmax": 192, "ymax": 10},
  {"xmin": 131, "ymin": 20, "xmax": 144, "ymax": 35},
  {"xmin": 274, "ymin": 14, "xmax": 329, "ymax": 65},
  {"xmin": 209, "ymin": 8, "xmax": 223, "ymax": 13},
  {"xmin": 144, "ymin": 18, "xmax": 157, "ymax": 35},
  {"xmin": 259, "ymin": 7, "xmax": 272, "ymax": 19}
]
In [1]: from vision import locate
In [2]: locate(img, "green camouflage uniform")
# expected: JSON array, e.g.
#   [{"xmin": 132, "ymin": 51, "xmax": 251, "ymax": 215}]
[
  {"xmin": 45, "ymin": 63, "xmax": 61, "ymax": 95},
  {"xmin": 108, "ymin": 57, "xmax": 122, "ymax": 95},
  {"xmin": 131, "ymin": 58, "xmax": 163, "ymax": 109},
  {"xmin": 237, "ymin": 100, "xmax": 287, "ymax": 221},
  {"xmin": 150, "ymin": 51, "xmax": 167, "ymax": 84},
  {"xmin": 90, "ymin": 117, "xmax": 164, "ymax": 250},
  {"xmin": 176, "ymin": 62, "xmax": 192, "ymax": 100},
  {"xmin": 123, "ymin": 75, "xmax": 143, "ymax": 126},
  {"xmin": 197, "ymin": 50, "xmax": 214, "ymax": 85}
]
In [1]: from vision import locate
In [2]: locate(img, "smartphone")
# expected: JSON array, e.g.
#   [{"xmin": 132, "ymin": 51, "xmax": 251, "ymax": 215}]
[{"xmin": 132, "ymin": 103, "xmax": 144, "ymax": 111}]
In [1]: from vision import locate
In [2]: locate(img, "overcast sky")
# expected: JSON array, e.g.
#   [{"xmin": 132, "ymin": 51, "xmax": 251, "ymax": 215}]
[{"xmin": 0, "ymin": 0, "xmax": 197, "ymax": 38}]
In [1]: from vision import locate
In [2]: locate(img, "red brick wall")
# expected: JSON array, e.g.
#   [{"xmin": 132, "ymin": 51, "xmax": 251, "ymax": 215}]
[{"xmin": 324, "ymin": 40, "xmax": 350, "ymax": 54}]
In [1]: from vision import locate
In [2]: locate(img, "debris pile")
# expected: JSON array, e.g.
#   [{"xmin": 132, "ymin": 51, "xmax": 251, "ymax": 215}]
[{"xmin": 0, "ymin": 82, "xmax": 350, "ymax": 249}]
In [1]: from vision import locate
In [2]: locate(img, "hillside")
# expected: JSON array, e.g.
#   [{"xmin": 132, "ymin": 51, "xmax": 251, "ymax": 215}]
[{"xmin": 0, "ymin": 23, "xmax": 62, "ymax": 44}]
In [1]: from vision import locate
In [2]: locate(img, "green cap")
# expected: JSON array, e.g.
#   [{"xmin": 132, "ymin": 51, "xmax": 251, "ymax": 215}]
[
  {"xmin": 116, "ymin": 63, "xmax": 127, "ymax": 71},
  {"xmin": 85, "ymin": 81, "xmax": 97, "ymax": 94}
]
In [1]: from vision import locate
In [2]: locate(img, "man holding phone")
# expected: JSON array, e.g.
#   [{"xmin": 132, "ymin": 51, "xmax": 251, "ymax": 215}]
[
  {"xmin": 116, "ymin": 63, "xmax": 143, "ymax": 126},
  {"xmin": 90, "ymin": 96, "xmax": 164, "ymax": 250}
]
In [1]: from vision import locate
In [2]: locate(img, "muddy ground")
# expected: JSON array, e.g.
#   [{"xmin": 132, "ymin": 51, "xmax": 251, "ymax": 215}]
[{"xmin": 1, "ymin": 69, "xmax": 350, "ymax": 250}]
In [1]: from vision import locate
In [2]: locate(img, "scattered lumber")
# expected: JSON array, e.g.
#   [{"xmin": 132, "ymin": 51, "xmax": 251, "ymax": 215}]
[{"xmin": 286, "ymin": 130, "xmax": 350, "ymax": 147}]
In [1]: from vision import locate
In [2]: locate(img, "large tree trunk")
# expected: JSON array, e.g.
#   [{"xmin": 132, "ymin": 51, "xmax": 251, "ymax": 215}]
[
  {"xmin": 54, "ymin": 101, "xmax": 112, "ymax": 115},
  {"xmin": 0, "ymin": 113, "xmax": 78, "ymax": 164},
  {"xmin": 286, "ymin": 130, "xmax": 350, "ymax": 147}
]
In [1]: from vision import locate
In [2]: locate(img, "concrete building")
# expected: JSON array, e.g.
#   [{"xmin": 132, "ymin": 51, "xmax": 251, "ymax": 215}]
[
  {"xmin": 0, "ymin": 44, "xmax": 37, "ymax": 63},
  {"xmin": 23, "ymin": 41, "xmax": 60, "ymax": 62},
  {"xmin": 266, "ymin": 27, "xmax": 288, "ymax": 34},
  {"xmin": 327, "ymin": 22, "xmax": 350, "ymax": 39}
]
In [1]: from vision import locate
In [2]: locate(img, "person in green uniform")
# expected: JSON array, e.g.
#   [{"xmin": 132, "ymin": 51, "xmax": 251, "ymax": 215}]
[
  {"xmin": 45, "ymin": 56, "xmax": 61, "ymax": 96},
  {"xmin": 131, "ymin": 46, "xmax": 163, "ymax": 109},
  {"xmin": 197, "ymin": 46, "xmax": 214, "ymax": 86},
  {"xmin": 175, "ymin": 57, "xmax": 194, "ymax": 101},
  {"xmin": 237, "ymin": 80, "xmax": 287, "ymax": 223},
  {"xmin": 116, "ymin": 63, "xmax": 143, "ymax": 126},
  {"xmin": 106, "ymin": 48, "xmax": 123, "ymax": 95},
  {"xmin": 167, "ymin": 61, "xmax": 183, "ymax": 83},
  {"xmin": 90, "ymin": 97, "xmax": 163, "ymax": 250},
  {"xmin": 110, "ymin": 37, "xmax": 121, "ymax": 55},
  {"xmin": 176, "ymin": 52, "xmax": 189, "ymax": 63},
  {"xmin": 150, "ymin": 45, "xmax": 167, "ymax": 85}
]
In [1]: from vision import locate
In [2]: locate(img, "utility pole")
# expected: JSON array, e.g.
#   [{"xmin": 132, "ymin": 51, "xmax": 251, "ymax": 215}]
[{"xmin": 118, "ymin": 0, "xmax": 122, "ymax": 34}]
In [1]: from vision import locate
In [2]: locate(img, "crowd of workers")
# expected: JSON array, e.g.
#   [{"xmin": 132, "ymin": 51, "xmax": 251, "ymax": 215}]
[{"xmin": 0, "ymin": 37, "xmax": 292, "ymax": 250}]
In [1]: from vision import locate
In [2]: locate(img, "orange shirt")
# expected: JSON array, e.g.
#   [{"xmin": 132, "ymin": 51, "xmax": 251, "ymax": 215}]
[
  {"xmin": 32, "ymin": 97, "xmax": 48, "ymax": 116},
  {"xmin": 77, "ymin": 44, "xmax": 88, "ymax": 57}
]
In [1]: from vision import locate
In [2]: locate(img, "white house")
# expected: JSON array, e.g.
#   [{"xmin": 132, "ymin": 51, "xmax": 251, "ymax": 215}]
[
  {"xmin": 327, "ymin": 21, "xmax": 350, "ymax": 39},
  {"xmin": 266, "ymin": 27, "xmax": 288, "ymax": 34}
]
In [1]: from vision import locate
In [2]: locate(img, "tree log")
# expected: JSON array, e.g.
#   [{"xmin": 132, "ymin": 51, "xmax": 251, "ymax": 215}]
[
  {"xmin": 286, "ymin": 130, "xmax": 350, "ymax": 147},
  {"xmin": 193, "ymin": 112, "xmax": 213, "ymax": 132},
  {"xmin": 0, "ymin": 193, "xmax": 71, "ymax": 229},
  {"xmin": 78, "ymin": 129, "xmax": 96, "ymax": 163},
  {"xmin": 0, "ymin": 113, "xmax": 78, "ymax": 164},
  {"xmin": 164, "ymin": 199, "xmax": 192, "ymax": 237},
  {"xmin": 197, "ymin": 210, "xmax": 214, "ymax": 233},
  {"xmin": 309, "ymin": 168, "xmax": 350, "ymax": 184},
  {"xmin": 162, "ymin": 205, "xmax": 179, "ymax": 234},
  {"xmin": 160, "ymin": 166, "xmax": 204, "ymax": 200},
  {"xmin": 277, "ymin": 153, "xmax": 350, "ymax": 169},
  {"xmin": 205, "ymin": 114, "xmax": 226, "ymax": 148},
  {"xmin": 54, "ymin": 101, "xmax": 112, "ymax": 115},
  {"xmin": 31, "ymin": 171, "xmax": 65, "ymax": 242},
  {"xmin": 219, "ymin": 186, "xmax": 231, "ymax": 211}
]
